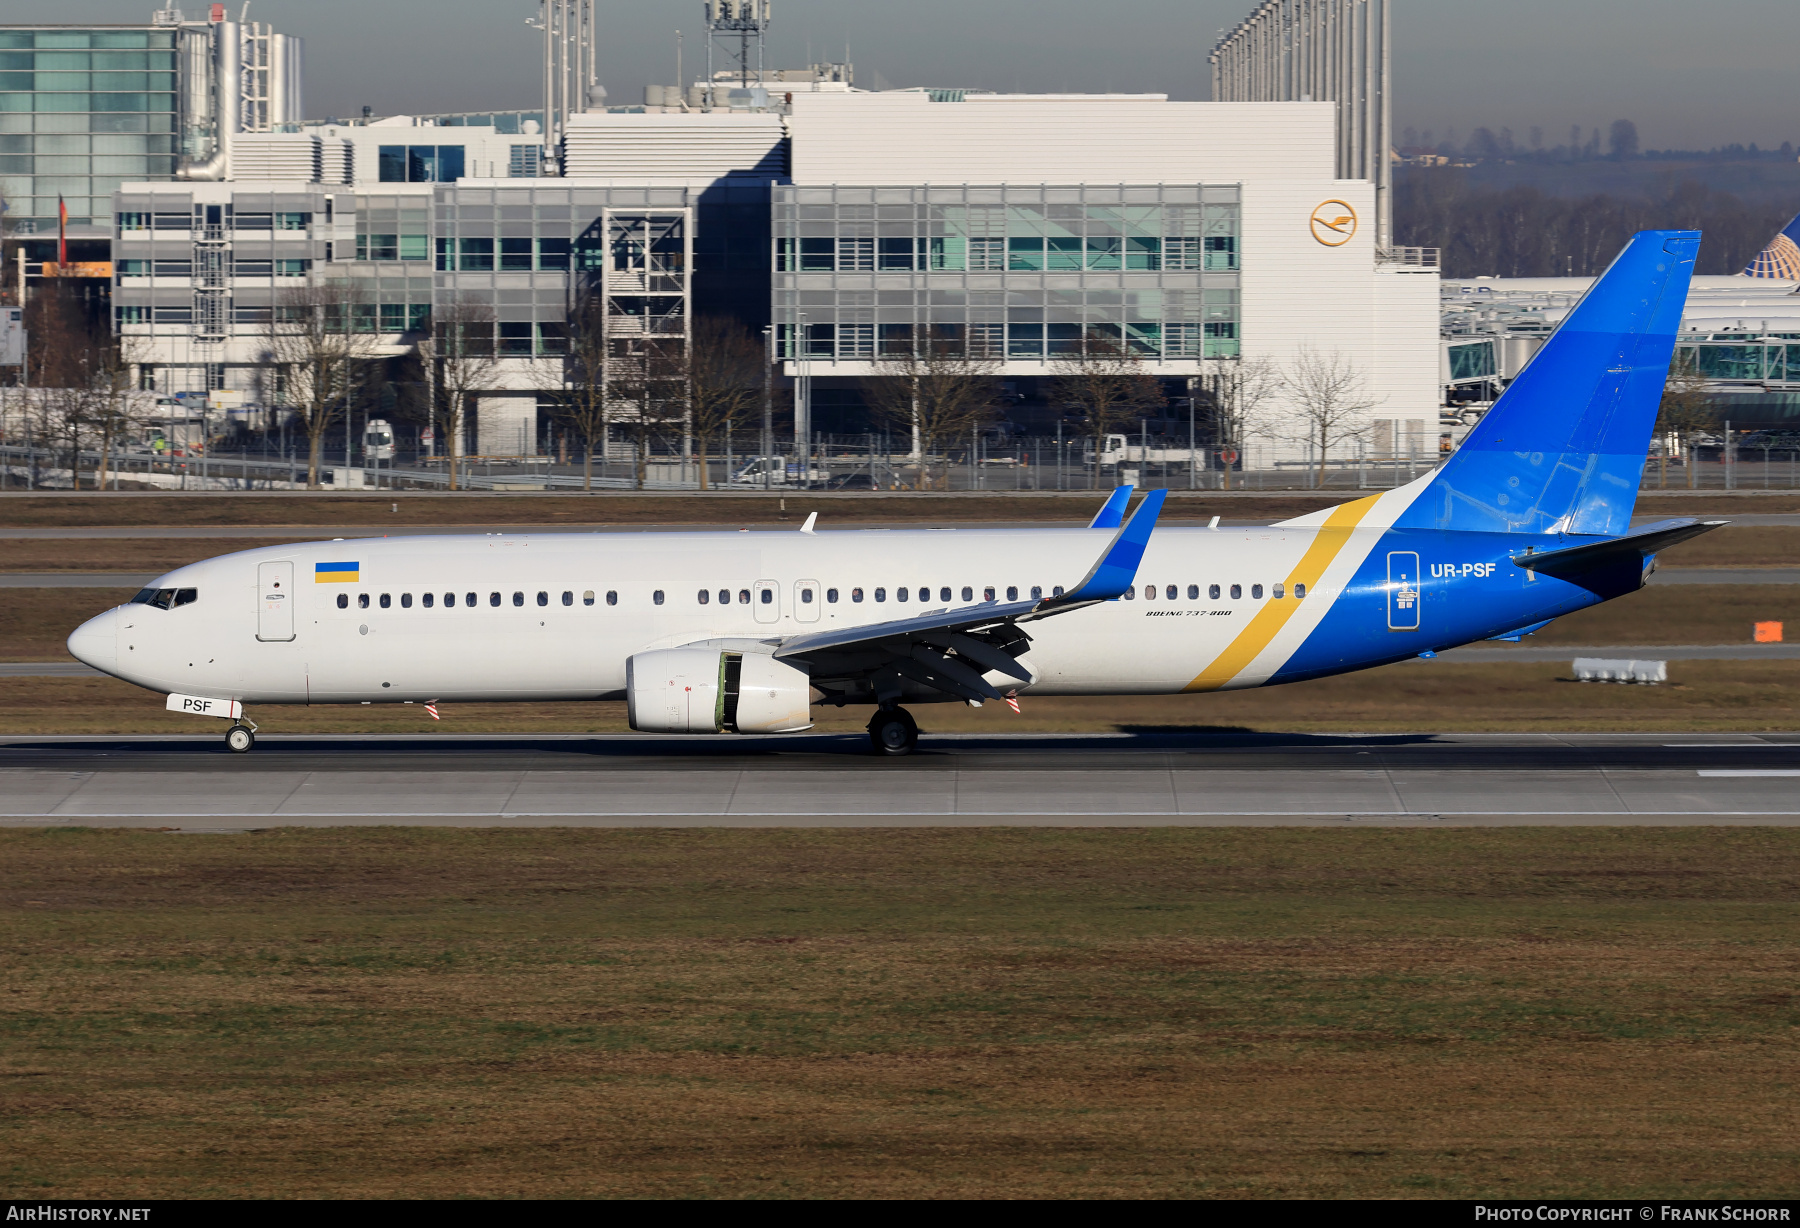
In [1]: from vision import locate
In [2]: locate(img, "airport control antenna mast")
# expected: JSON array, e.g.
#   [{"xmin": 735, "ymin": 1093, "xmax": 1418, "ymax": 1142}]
[
  {"xmin": 705, "ymin": 0, "xmax": 771, "ymax": 90},
  {"xmin": 1209, "ymin": 0, "xmax": 1392, "ymax": 249},
  {"xmin": 531, "ymin": 0, "xmax": 600, "ymax": 171}
]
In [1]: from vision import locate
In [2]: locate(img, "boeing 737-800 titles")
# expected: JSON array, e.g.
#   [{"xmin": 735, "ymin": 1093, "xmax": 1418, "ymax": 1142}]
[{"xmin": 68, "ymin": 230, "xmax": 1719, "ymax": 756}]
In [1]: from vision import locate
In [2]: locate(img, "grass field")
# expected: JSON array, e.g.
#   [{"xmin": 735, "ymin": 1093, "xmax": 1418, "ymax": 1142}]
[
  {"xmin": 2, "ymin": 825, "xmax": 1796, "ymax": 1199},
  {"xmin": 2, "ymin": 659, "xmax": 1797, "ymax": 736},
  {"xmin": 0, "ymin": 489, "xmax": 1797, "ymax": 529}
]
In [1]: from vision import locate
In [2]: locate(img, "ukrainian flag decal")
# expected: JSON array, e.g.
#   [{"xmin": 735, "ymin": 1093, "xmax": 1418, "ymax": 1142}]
[{"xmin": 315, "ymin": 561, "xmax": 359, "ymax": 583}]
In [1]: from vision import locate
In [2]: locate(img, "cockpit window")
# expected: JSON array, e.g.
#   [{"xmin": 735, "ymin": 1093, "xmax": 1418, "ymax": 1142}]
[{"xmin": 130, "ymin": 587, "xmax": 197, "ymax": 610}]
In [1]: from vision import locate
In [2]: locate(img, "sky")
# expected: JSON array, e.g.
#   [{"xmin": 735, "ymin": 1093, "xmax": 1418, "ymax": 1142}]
[{"xmin": 14, "ymin": 0, "xmax": 1800, "ymax": 152}]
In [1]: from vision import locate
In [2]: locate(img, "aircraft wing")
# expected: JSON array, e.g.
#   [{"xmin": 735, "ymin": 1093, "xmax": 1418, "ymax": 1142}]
[{"xmin": 773, "ymin": 489, "xmax": 1167, "ymax": 704}]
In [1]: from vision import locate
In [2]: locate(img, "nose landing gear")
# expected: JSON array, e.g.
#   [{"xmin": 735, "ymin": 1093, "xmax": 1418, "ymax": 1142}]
[
  {"xmin": 225, "ymin": 723, "xmax": 256, "ymax": 753},
  {"xmin": 867, "ymin": 706, "xmax": 919, "ymax": 757}
]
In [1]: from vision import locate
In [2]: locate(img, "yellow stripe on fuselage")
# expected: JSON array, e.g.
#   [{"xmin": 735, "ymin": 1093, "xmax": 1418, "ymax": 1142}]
[{"xmin": 1182, "ymin": 494, "xmax": 1380, "ymax": 693}]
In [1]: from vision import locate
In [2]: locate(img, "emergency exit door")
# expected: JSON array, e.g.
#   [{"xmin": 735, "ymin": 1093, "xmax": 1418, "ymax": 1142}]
[
  {"xmin": 1386, "ymin": 551, "xmax": 1421, "ymax": 631},
  {"xmin": 257, "ymin": 560, "xmax": 296, "ymax": 642},
  {"xmin": 753, "ymin": 579, "xmax": 780, "ymax": 624}
]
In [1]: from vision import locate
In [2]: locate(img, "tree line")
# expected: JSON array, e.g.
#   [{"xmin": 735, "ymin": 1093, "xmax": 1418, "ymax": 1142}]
[{"xmin": 1395, "ymin": 168, "xmax": 1794, "ymax": 277}]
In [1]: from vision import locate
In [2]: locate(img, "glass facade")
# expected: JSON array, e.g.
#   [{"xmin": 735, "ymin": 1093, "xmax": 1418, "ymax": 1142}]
[
  {"xmin": 0, "ymin": 27, "xmax": 180, "ymax": 230},
  {"xmin": 772, "ymin": 184, "xmax": 1241, "ymax": 366}
]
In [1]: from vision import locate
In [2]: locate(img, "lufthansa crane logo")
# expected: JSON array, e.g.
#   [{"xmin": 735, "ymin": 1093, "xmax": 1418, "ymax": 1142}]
[{"xmin": 1310, "ymin": 200, "xmax": 1358, "ymax": 246}]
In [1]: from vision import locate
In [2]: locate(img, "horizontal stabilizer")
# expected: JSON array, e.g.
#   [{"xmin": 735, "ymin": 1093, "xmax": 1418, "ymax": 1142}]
[{"xmin": 1512, "ymin": 518, "xmax": 1725, "ymax": 578}]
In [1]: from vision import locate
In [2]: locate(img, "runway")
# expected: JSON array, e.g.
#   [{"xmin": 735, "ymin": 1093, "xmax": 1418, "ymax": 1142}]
[{"xmin": 3, "ymin": 731, "xmax": 1798, "ymax": 829}]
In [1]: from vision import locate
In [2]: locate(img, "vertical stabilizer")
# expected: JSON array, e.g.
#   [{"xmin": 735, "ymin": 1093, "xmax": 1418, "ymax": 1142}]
[
  {"xmin": 1743, "ymin": 211, "xmax": 1800, "ymax": 279},
  {"xmin": 1397, "ymin": 229, "xmax": 1698, "ymax": 538}
]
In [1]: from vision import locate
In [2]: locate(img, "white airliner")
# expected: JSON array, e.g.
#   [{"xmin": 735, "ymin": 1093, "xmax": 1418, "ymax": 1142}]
[{"xmin": 68, "ymin": 230, "xmax": 1718, "ymax": 755}]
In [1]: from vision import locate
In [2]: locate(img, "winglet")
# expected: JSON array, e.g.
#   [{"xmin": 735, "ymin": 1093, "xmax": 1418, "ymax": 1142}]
[
  {"xmin": 1056, "ymin": 488, "xmax": 1167, "ymax": 604},
  {"xmin": 1088, "ymin": 485, "xmax": 1134, "ymax": 529},
  {"xmin": 800, "ymin": 512, "xmax": 817, "ymax": 534}
]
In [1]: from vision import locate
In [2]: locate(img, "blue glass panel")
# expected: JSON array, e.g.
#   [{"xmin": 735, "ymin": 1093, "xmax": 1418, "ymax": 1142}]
[
  {"xmin": 378, "ymin": 146, "xmax": 405, "ymax": 182},
  {"xmin": 407, "ymin": 145, "xmax": 437, "ymax": 182},
  {"xmin": 436, "ymin": 145, "xmax": 464, "ymax": 181}
]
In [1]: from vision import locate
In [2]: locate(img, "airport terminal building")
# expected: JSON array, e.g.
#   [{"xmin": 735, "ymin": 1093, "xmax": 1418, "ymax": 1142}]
[{"xmin": 102, "ymin": 87, "xmax": 1440, "ymax": 462}]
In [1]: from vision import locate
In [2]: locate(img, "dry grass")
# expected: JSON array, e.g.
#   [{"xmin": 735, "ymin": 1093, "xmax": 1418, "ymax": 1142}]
[
  {"xmin": 3, "ymin": 659, "xmax": 1798, "ymax": 736},
  {"xmin": 0, "ymin": 491, "xmax": 1344, "ymax": 529},
  {"xmin": 1658, "ymin": 526, "xmax": 1800, "ymax": 568},
  {"xmin": 1, "ymin": 825, "xmax": 1797, "ymax": 1198},
  {"xmin": 0, "ymin": 589, "xmax": 137, "ymax": 661}
]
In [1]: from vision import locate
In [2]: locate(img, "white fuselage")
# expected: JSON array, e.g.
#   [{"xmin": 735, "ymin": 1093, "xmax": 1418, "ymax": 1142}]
[{"xmin": 68, "ymin": 521, "xmax": 1380, "ymax": 707}]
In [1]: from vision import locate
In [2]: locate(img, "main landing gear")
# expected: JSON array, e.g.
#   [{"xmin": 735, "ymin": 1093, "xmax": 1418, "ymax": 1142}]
[
  {"xmin": 868, "ymin": 706, "xmax": 919, "ymax": 757},
  {"xmin": 226, "ymin": 724, "xmax": 256, "ymax": 754}
]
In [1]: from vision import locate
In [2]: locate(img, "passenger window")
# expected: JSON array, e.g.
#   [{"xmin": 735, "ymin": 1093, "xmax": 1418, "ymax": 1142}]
[
  {"xmin": 941, "ymin": 587, "xmax": 952, "ymax": 603},
  {"xmin": 826, "ymin": 588, "xmax": 839, "ymax": 603},
  {"xmin": 422, "ymin": 593, "xmax": 434, "ymax": 608},
  {"xmin": 654, "ymin": 590, "xmax": 666, "ymax": 606},
  {"xmin": 698, "ymin": 590, "xmax": 710, "ymax": 605},
  {"xmin": 1251, "ymin": 584, "xmax": 1264, "ymax": 600},
  {"xmin": 1006, "ymin": 586, "xmax": 1018, "ymax": 601},
  {"xmin": 1188, "ymin": 584, "xmax": 1199, "ymax": 600},
  {"xmin": 444, "ymin": 593, "xmax": 456, "ymax": 607},
  {"xmin": 1053, "ymin": 586, "xmax": 1064, "ymax": 597},
  {"xmin": 963, "ymin": 586, "xmax": 975, "ymax": 602},
  {"xmin": 606, "ymin": 591, "xmax": 618, "ymax": 606},
  {"xmin": 801, "ymin": 588, "xmax": 814, "ymax": 604},
  {"xmin": 1273, "ymin": 583, "xmax": 1285, "ymax": 599},
  {"xmin": 1166, "ymin": 585, "xmax": 1177, "ymax": 600},
  {"xmin": 1230, "ymin": 584, "xmax": 1242, "ymax": 599},
  {"xmin": 1124, "ymin": 587, "xmax": 1136, "ymax": 601},
  {"xmin": 465, "ymin": 593, "xmax": 476, "ymax": 607},
  {"xmin": 737, "ymin": 589, "xmax": 749, "ymax": 605},
  {"xmin": 380, "ymin": 593, "xmax": 392, "ymax": 609},
  {"xmin": 512, "ymin": 592, "xmax": 524, "ymax": 607},
  {"xmin": 718, "ymin": 590, "xmax": 730, "ymax": 605},
  {"xmin": 983, "ymin": 586, "xmax": 995, "ymax": 601},
  {"xmin": 1209, "ymin": 584, "xmax": 1220, "ymax": 600},
  {"xmin": 490, "ymin": 592, "xmax": 501, "ymax": 607},
  {"xmin": 874, "ymin": 587, "xmax": 886, "ymax": 602},
  {"xmin": 359, "ymin": 592, "xmax": 370, "ymax": 609},
  {"xmin": 401, "ymin": 593, "xmax": 413, "ymax": 608},
  {"xmin": 758, "ymin": 589, "xmax": 771, "ymax": 605},
  {"xmin": 1295, "ymin": 583, "xmax": 1307, "ymax": 599},
  {"xmin": 1144, "ymin": 585, "xmax": 1156, "ymax": 600},
  {"xmin": 336, "ymin": 593, "xmax": 348, "ymax": 609},
  {"xmin": 852, "ymin": 587, "xmax": 864, "ymax": 603},
  {"xmin": 583, "ymin": 590, "xmax": 595, "ymax": 606},
  {"xmin": 536, "ymin": 591, "xmax": 548, "ymax": 607},
  {"xmin": 562, "ymin": 591, "xmax": 573, "ymax": 606},
  {"xmin": 1031, "ymin": 586, "xmax": 1042, "ymax": 599},
  {"xmin": 897, "ymin": 587, "xmax": 909, "ymax": 603}
]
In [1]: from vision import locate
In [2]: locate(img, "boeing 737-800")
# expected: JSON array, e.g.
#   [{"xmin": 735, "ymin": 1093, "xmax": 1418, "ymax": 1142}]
[{"xmin": 68, "ymin": 230, "xmax": 1718, "ymax": 756}]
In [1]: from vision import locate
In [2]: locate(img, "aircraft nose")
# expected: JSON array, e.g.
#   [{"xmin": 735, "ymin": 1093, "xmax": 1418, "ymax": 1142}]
[{"xmin": 67, "ymin": 608, "xmax": 119, "ymax": 674}]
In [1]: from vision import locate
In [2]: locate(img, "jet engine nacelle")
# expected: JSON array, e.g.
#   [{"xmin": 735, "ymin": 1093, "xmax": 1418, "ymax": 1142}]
[{"xmin": 625, "ymin": 648, "xmax": 812, "ymax": 734}]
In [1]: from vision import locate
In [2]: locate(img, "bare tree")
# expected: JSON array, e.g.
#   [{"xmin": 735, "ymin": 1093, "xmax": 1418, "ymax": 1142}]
[
  {"xmin": 687, "ymin": 316, "xmax": 764, "ymax": 491},
  {"xmin": 1282, "ymin": 345, "xmax": 1383, "ymax": 489},
  {"xmin": 416, "ymin": 295, "xmax": 501, "ymax": 491},
  {"xmin": 1656, "ymin": 353, "xmax": 1716, "ymax": 490},
  {"xmin": 1202, "ymin": 354, "xmax": 1281, "ymax": 491},
  {"xmin": 1049, "ymin": 330, "xmax": 1167, "ymax": 489},
  {"xmin": 859, "ymin": 327, "xmax": 999, "ymax": 490},
  {"xmin": 541, "ymin": 294, "xmax": 608, "ymax": 491},
  {"xmin": 266, "ymin": 281, "xmax": 378, "ymax": 489}
]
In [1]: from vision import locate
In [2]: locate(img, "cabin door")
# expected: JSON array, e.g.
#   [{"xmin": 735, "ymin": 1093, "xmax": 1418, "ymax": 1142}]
[
  {"xmin": 793, "ymin": 580, "xmax": 821, "ymax": 623},
  {"xmin": 257, "ymin": 560, "xmax": 296, "ymax": 642},
  {"xmin": 1386, "ymin": 552, "xmax": 1421, "ymax": 631}
]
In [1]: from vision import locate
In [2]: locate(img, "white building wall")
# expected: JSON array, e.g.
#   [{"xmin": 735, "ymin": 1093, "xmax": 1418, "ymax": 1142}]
[
  {"xmin": 786, "ymin": 93, "xmax": 1338, "ymax": 185},
  {"xmin": 562, "ymin": 113, "xmax": 786, "ymax": 179}
]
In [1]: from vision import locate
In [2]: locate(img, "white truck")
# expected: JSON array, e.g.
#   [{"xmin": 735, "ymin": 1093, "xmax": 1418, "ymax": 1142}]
[{"xmin": 1084, "ymin": 433, "xmax": 1205, "ymax": 470}]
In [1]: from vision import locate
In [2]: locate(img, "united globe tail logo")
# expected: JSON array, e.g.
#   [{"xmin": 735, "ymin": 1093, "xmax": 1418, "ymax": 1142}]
[{"xmin": 1310, "ymin": 200, "xmax": 1357, "ymax": 246}]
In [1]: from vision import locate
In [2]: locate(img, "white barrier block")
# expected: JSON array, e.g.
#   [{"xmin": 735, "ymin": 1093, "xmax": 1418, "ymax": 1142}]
[{"xmin": 1571, "ymin": 658, "xmax": 1666, "ymax": 685}]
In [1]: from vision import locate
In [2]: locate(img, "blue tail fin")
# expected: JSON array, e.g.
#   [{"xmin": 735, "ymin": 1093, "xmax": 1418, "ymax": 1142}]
[
  {"xmin": 1398, "ymin": 229, "xmax": 1698, "ymax": 538},
  {"xmin": 1744, "ymin": 211, "xmax": 1800, "ymax": 279}
]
